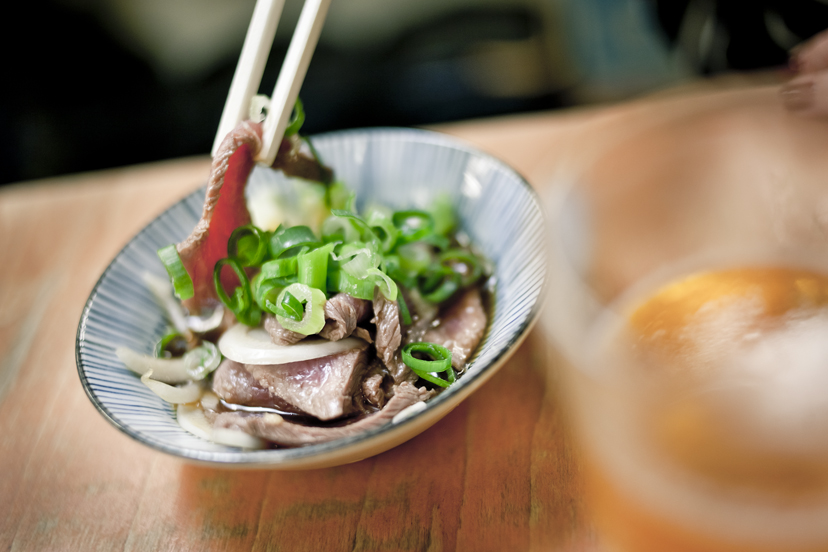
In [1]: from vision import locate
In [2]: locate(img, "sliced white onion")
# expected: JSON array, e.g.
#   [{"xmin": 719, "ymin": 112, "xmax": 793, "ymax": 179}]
[
  {"xmin": 211, "ymin": 428, "xmax": 265, "ymax": 449},
  {"xmin": 116, "ymin": 342, "xmax": 220, "ymax": 383},
  {"xmin": 218, "ymin": 324, "xmax": 364, "ymax": 365},
  {"xmin": 143, "ymin": 272, "xmax": 191, "ymax": 337},
  {"xmin": 177, "ymin": 403, "xmax": 213, "ymax": 440},
  {"xmin": 141, "ymin": 370, "xmax": 203, "ymax": 403}
]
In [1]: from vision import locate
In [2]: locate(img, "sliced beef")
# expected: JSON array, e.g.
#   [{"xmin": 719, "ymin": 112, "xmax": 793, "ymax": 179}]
[
  {"xmin": 177, "ymin": 121, "xmax": 261, "ymax": 314},
  {"xmin": 211, "ymin": 359, "xmax": 306, "ymax": 414},
  {"xmin": 214, "ymin": 382, "xmax": 423, "ymax": 446},
  {"xmin": 176, "ymin": 121, "xmax": 332, "ymax": 316},
  {"xmin": 422, "ymin": 287, "xmax": 487, "ymax": 369},
  {"xmin": 372, "ymin": 289, "xmax": 400, "ymax": 365},
  {"xmin": 245, "ymin": 343, "xmax": 370, "ymax": 421},
  {"xmin": 263, "ymin": 313, "xmax": 305, "ymax": 346},
  {"xmin": 319, "ymin": 293, "xmax": 372, "ymax": 341},
  {"xmin": 272, "ymin": 134, "xmax": 333, "ymax": 183}
]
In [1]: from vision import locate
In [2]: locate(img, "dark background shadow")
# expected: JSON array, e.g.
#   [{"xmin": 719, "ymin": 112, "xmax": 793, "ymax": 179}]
[{"xmin": 3, "ymin": 0, "xmax": 826, "ymax": 185}]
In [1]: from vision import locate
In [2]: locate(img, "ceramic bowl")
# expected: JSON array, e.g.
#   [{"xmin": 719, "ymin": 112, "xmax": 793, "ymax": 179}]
[{"xmin": 76, "ymin": 128, "xmax": 545, "ymax": 468}]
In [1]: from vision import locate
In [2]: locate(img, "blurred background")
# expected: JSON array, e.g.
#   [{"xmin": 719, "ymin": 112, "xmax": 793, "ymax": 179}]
[{"xmin": 3, "ymin": 0, "xmax": 827, "ymax": 186}]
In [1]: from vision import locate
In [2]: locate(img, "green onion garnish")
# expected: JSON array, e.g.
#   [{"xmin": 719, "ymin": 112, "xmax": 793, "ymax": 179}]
[
  {"xmin": 276, "ymin": 290, "xmax": 305, "ymax": 321},
  {"xmin": 418, "ymin": 265, "xmax": 461, "ymax": 303},
  {"xmin": 275, "ymin": 283, "xmax": 326, "ymax": 335},
  {"xmin": 284, "ymin": 97, "xmax": 306, "ymax": 137},
  {"xmin": 251, "ymin": 273, "xmax": 284, "ymax": 314},
  {"xmin": 154, "ymin": 330, "xmax": 188, "ymax": 358},
  {"xmin": 396, "ymin": 285, "xmax": 413, "ymax": 325},
  {"xmin": 213, "ymin": 257, "xmax": 261, "ymax": 326},
  {"xmin": 157, "ymin": 244, "xmax": 194, "ymax": 300},
  {"xmin": 269, "ymin": 225, "xmax": 320, "ymax": 258},
  {"xmin": 392, "ymin": 210, "xmax": 434, "ymax": 244},
  {"xmin": 228, "ymin": 224, "xmax": 268, "ymax": 267},
  {"xmin": 439, "ymin": 249, "xmax": 483, "ymax": 287},
  {"xmin": 298, "ymin": 243, "xmax": 336, "ymax": 292},
  {"xmin": 401, "ymin": 342, "xmax": 455, "ymax": 388}
]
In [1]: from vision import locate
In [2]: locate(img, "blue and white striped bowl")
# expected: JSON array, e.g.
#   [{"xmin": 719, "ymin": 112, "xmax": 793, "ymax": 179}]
[{"xmin": 76, "ymin": 128, "xmax": 545, "ymax": 468}]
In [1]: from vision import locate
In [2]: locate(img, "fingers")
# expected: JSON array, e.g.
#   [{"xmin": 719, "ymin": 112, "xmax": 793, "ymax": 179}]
[
  {"xmin": 781, "ymin": 72, "xmax": 828, "ymax": 117},
  {"xmin": 791, "ymin": 28, "xmax": 828, "ymax": 74}
]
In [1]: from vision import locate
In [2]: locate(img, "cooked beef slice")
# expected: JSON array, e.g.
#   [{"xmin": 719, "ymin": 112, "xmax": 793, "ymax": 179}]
[
  {"xmin": 319, "ymin": 294, "xmax": 372, "ymax": 341},
  {"xmin": 422, "ymin": 288, "xmax": 487, "ymax": 369},
  {"xmin": 271, "ymin": 134, "xmax": 333, "ymax": 184},
  {"xmin": 214, "ymin": 382, "xmax": 423, "ymax": 446},
  {"xmin": 175, "ymin": 121, "xmax": 332, "ymax": 316},
  {"xmin": 263, "ymin": 313, "xmax": 305, "ymax": 345},
  {"xmin": 244, "ymin": 343, "xmax": 370, "ymax": 421},
  {"xmin": 178, "ymin": 121, "xmax": 261, "ymax": 314},
  {"xmin": 212, "ymin": 359, "xmax": 307, "ymax": 414},
  {"xmin": 371, "ymin": 288, "xmax": 415, "ymax": 384}
]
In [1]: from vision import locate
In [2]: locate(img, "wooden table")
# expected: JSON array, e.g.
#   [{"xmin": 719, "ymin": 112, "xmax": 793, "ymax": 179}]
[{"xmin": 0, "ymin": 79, "xmax": 780, "ymax": 552}]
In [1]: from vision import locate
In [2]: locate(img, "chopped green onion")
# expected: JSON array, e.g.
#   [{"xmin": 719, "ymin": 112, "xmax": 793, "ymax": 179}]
[
  {"xmin": 276, "ymin": 291, "xmax": 305, "ymax": 321},
  {"xmin": 298, "ymin": 242, "xmax": 336, "ymax": 291},
  {"xmin": 332, "ymin": 241, "xmax": 381, "ymax": 280},
  {"xmin": 228, "ymin": 224, "xmax": 269, "ymax": 267},
  {"xmin": 418, "ymin": 264, "xmax": 461, "ymax": 303},
  {"xmin": 213, "ymin": 257, "xmax": 261, "ymax": 326},
  {"xmin": 157, "ymin": 244, "xmax": 194, "ymax": 300},
  {"xmin": 397, "ymin": 242, "xmax": 433, "ymax": 276},
  {"xmin": 284, "ymin": 97, "xmax": 305, "ymax": 137},
  {"xmin": 260, "ymin": 256, "xmax": 299, "ymax": 279},
  {"xmin": 275, "ymin": 283, "xmax": 326, "ymax": 335},
  {"xmin": 440, "ymin": 249, "xmax": 483, "ymax": 287},
  {"xmin": 419, "ymin": 232, "xmax": 451, "ymax": 251},
  {"xmin": 269, "ymin": 225, "xmax": 320, "ymax": 258},
  {"xmin": 392, "ymin": 210, "xmax": 434, "ymax": 244},
  {"xmin": 327, "ymin": 268, "xmax": 375, "ymax": 300},
  {"xmin": 325, "ymin": 180, "xmax": 352, "ymax": 210},
  {"xmin": 366, "ymin": 268, "xmax": 398, "ymax": 301},
  {"xmin": 251, "ymin": 273, "xmax": 284, "ymax": 314},
  {"xmin": 364, "ymin": 206, "xmax": 398, "ymax": 252},
  {"xmin": 154, "ymin": 331, "xmax": 188, "ymax": 358},
  {"xmin": 402, "ymin": 342, "xmax": 455, "ymax": 388},
  {"xmin": 328, "ymin": 210, "xmax": 381, "ymax": 248},
  {"xmin": 429, "ymin": 193, "xmax": 457, "ymax": 237},
  {"xmin": 396, "ymin": 285, "xmax": 413, "ymax": 325}
]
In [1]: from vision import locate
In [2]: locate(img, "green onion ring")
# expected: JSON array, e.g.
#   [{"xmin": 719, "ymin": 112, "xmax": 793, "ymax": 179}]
[
  {"xmin": 439, "ymin": 249, "xmax": 483, "ymax": 287},
  {"xmin": 402, "ymin": 342, "xmax": 455, "ymax": 388},
  {"xmin": 269, "ymin": 225, "xmax": 320, "ymax": 259},
  {"xmin": 213, "ymin": 257, "xmax": 261, "ymax": 326},
  {"xmin": 157, "ymin": 244, "xmax": 194, "ymax": 300},
  {"xmin": 392, "ymin": 210, "xmax": 434, "ymax": 244},
  {"xmin": 228, "ymin": 224, "xmax": 269, "ymax": 267},
  {"xmin": 284, "ymin": 97, "xmax": 306, "ymax": 137}
]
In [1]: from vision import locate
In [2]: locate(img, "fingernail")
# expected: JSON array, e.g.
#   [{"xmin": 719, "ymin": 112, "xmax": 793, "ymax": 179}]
[{"xmin": 780, "ymin": 79, "xmax": 815, "ymax": 112}]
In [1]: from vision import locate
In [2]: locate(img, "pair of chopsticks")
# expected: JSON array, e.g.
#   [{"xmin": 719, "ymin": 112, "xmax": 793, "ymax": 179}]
[{"xmin": 211, "ymin": 0, "xmax": 331, "ymax": 166}]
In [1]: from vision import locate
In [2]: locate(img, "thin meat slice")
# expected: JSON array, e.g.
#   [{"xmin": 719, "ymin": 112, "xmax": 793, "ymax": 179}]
[
  {"xmin": 372, "ymin": 289, "xmax": 401, "ymax": 368},
  {"xmin": 175, "ymin": 122, "xmax": 333, "ymax": 315},
  {"xmin": 245, "ymin": 343, "xmax": 370, "ymax": 421},
  {"xmin": 319, "ymin": 294, "xmax": 372, "ymax": 341},
  {"xmin": 214, "ymin": 382, "xmax": 423, "ymax": 446},
  {"xmin": 178, "ymin": 121, "xmax": 262, "ymax": 314},
  {"xmin": 263, "ymin": 313, "xmax": 305, "ymax": 346},
  {"xmin": 211, "ymin": 358, "xmax": 307, "ymax": 414},
  {"xmin": 423, "ymin": 288, "xmax": 487, "ymax": 369}
]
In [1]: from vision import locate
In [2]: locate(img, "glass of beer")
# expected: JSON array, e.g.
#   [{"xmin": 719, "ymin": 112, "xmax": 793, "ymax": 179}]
[{"xmin": 542, "ymin": 85, "xmax": 828, "ymax": 552}]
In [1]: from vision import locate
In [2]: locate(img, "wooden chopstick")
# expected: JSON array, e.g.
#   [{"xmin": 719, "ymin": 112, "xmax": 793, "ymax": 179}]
[{"xmin": 211, "ymin": 0, "xmax": 331, "ymax": 166}]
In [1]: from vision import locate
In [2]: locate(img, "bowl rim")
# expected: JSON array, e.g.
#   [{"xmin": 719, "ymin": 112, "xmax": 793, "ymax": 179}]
[{"xmin": 75, "ymin": 126, "xmax": 545, "ymax": 467}]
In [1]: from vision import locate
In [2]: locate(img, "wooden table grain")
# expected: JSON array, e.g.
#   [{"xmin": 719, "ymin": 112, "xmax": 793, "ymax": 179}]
[{"xmin": 0, "ymin": 80, "xmax": 778, "ymax": 551}]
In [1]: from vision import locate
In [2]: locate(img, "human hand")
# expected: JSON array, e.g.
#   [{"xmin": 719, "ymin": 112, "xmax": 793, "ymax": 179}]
[{"xmin": 782, "ymin": 29, "xmax": 828, "ymax": 116}]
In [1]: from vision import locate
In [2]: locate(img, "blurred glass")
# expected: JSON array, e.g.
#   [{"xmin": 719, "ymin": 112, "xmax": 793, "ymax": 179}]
[{"xmin": 542, "ymin": 85, "xmax": 828, "ymax": 551}]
